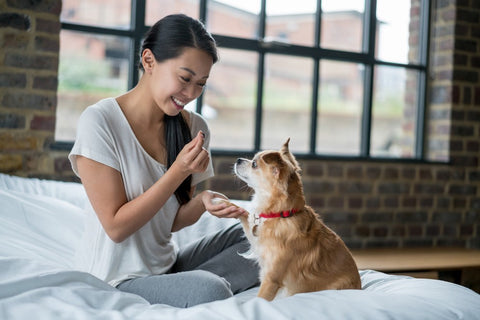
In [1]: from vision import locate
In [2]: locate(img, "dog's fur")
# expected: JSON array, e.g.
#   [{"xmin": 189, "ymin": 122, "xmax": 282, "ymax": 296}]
[{"xmin": 232, "ymin": 139, "xmax": 361, "ymax": 301}]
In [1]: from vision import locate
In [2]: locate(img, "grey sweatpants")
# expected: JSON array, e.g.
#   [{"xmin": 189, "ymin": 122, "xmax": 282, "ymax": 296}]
[{"xmin": 117, "ymin": 223, "xmax": 260, "ymax": 307}]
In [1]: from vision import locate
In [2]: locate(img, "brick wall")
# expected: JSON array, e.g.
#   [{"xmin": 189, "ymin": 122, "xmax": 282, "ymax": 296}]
[
  {"xmin": 0, "ymin": 0, "xmax": 479, "ymax": 249},
  {"xmin": 0, "ymin": 0, "xmax": 70, "ymax": 179}
]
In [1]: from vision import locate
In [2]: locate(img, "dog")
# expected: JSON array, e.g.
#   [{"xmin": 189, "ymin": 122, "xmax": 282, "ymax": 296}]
[{"xmin": 228, "ymin": 138, "xmax": 361, "ymax": 300}]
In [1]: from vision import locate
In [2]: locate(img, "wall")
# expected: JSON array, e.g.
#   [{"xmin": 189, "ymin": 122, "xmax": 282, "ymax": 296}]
[
  {"xmin": 0, "ymin": 0, "xmax": 67, "ymax": 179},
  {"xmin": 0, "ymin": 0, "xmax": 479, "ymax": 249}
]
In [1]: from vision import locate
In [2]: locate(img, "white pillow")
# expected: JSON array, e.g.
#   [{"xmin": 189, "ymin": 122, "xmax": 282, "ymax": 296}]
[{"xmin": 0, "ymin": 173, "xmax": 88, "ymax": 208}]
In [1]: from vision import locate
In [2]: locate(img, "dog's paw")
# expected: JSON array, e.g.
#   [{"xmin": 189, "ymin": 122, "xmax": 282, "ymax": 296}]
[{"xmin": 211, "ymin": 197, "xmax": 239, "ymax": 207}]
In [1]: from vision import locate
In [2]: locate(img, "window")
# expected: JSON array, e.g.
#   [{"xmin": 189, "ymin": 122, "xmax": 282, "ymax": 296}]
[
  {"xmin": 317, "ymin": 60, "xmax": 364, "ymax": 155},
  {"xmin": 262, "ymin": 54, "xmax": 313, "ymax": 153},
  {"xmin": 57, "ymin": 30, "xmax": 130, "ymax": 140},
  {"xmin": 57, "ymin": 0, "xmax": 430, "ymax": 160}
]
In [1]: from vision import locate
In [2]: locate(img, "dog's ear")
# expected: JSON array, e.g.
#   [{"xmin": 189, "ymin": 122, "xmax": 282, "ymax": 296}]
[
  {"xmin": 280, "ymin": 138, "xmax": 301, "ymax": 172},
  {"xmin": 280, "ymin": 138, "xmax": 290, "ymax": 155},
  {"xmin": 261, "ymin": 153, "xmax": 284, "ymax": 179},
  {"xmin": 262, "ymin": 153, "xmax": 283, "ymax": 167}
]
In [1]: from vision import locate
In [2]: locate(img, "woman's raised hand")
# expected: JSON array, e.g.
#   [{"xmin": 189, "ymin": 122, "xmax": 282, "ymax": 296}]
[{"xmin": 173, "ymin": 131, "xmax": 210, "ymax": 176}]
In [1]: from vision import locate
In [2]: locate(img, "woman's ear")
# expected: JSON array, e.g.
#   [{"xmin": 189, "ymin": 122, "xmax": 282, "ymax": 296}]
[{"xmin": 141, "ymin": 49, "xmax": 155, "ymax": 72}]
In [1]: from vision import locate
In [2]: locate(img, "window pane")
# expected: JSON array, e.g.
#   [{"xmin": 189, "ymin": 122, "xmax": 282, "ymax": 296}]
[
  {"xmin": 317, "ymin": 61, "xmax": 364, "ymax": 155},
  {"xmin": 376, "ymin": 0, "xmax": 422, "ymax": 64},
  {"xmin": 266, "ymin": 0, "xmax": 317, "ymax": 47},
  {"xmin": 145, "ymin": 0, "xmax": 199, "ymax": 26},
  {"xmin": 203, "ymin": 48, "xmax": 258, "ymax": 150},
  {"xmin": 370, "ymin": 66, "xmax": 418, "ymax": 158},
  {"xmin": 262, "ymin": 54, "xmax": 313, "ymax": 152},
  {"xmin": 207, "ymin": 0, "xmax": 260, "ymax": 39},
  {"xmin": 56, "ymin": 30, "xmax": 129, "ymax": 141},
  {"xmin": 61, "ymin": 0, "xmax": 131, "ymax": 28},
  {"xmin": 321, "ymin": 0, "xmax": 365, "ymax": 52}
]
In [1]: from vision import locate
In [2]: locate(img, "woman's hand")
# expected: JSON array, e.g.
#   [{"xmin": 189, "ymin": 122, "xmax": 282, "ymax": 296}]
[
  {"xmin": 172, "ymin": 131, "xmax": 210, "ymax": 176},
  {"xmin": 201, "ymin": 191, "xmax": 248, "ymax": 219}
]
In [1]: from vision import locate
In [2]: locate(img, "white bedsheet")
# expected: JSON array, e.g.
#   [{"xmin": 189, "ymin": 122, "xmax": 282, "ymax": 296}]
[{"xmin": 1, "ymin": 173, "xmax": 479, "ymax": 320}]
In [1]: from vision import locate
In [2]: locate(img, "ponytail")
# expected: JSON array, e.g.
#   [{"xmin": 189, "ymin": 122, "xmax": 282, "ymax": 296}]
[{"xmin": 165, "ymin": 113, "xmax": 192, "ymax": 205}]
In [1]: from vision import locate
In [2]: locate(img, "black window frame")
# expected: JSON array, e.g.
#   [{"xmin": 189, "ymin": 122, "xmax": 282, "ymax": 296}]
[{"xmin": 55, "ymin": 0, "xmax": 432, "ymax": 164}]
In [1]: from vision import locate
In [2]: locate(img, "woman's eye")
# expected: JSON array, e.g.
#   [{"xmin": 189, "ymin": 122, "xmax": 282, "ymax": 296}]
[
  {"xmin": 252, "ymin": 160, "xmax": 257, "ymax": 169},
  {"xmin": 180, "ymin": 76, "xmax": 190, "ymax": 83}
]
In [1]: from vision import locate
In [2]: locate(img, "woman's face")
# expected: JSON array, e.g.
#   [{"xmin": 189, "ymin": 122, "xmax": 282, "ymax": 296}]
[{"xmin": 147, "ymin": 47, "xmax": 214, "ymax": 116}]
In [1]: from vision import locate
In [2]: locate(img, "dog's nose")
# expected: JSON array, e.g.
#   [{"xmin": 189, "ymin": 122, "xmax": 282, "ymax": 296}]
[{"xmin": 236, "ymin": 158, "xmax": 243, "ymax": 165}]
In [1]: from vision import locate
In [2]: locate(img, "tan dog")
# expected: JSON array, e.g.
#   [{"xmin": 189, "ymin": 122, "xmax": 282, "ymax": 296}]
[{"xmin": 231, "ymin": 139, "xmax": 361, "ymax": 301}]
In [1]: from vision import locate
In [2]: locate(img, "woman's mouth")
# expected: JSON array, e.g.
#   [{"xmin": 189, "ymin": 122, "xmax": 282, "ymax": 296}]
[{"xmin": 171, "ymin": 97, "xmax": 187, "ymax": 110}]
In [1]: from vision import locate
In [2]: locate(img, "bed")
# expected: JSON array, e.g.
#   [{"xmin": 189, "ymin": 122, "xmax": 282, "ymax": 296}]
[{"xmin": 1, "ymin": 172, "xmax": 479, "ymax": 320}]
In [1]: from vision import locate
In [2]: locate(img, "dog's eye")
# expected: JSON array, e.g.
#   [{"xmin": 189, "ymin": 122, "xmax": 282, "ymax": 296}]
[{"xmin": 252, "ymin": 160, "xmax": 257, "ymax": 169}]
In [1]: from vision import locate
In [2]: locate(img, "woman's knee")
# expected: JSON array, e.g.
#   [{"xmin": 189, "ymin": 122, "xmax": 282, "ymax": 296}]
[{"xmin": 187, "ymin": 270, "xmax": 233, "ymax": 304}]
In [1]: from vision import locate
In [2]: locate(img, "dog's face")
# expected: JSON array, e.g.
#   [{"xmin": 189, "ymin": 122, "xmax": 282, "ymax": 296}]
[{"xmin": 234, "ymin": 139, "xmax": 301, "ymax": 196}]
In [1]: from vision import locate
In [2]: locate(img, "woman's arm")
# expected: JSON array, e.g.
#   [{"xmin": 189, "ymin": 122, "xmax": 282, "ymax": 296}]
[{"xmin": 77, "ymin": 131, "xmax": 209, "ymax": 243}]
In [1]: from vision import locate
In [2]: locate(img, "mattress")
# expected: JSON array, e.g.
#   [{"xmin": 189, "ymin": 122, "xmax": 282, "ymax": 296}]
[{"xmin": 1, "ymin": 173, "xmax": 479, "ymax": 320}]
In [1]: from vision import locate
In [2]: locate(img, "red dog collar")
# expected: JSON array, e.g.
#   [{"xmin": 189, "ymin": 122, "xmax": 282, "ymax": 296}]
[{"xmin": 259, "ymin": 209, "xmax": 298, "ymax": 219}]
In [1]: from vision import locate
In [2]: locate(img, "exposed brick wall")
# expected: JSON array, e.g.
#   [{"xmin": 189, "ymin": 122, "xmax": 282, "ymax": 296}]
[
  {"xmin": 209, "ymin": 155, "xmax": 479, "ymax": 249},
  {"xmin": 0, "ymin": 0, "xmax": 479, "ymax": 249},
  {"xmin": 0, "ymin": 0, "xmax": 67, "ymax": 179}
]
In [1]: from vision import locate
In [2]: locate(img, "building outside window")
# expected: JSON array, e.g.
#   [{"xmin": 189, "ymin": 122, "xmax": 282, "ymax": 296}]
[{"xmin": 57, "ymin": 0, "xmax": 429, "ymax": 160}]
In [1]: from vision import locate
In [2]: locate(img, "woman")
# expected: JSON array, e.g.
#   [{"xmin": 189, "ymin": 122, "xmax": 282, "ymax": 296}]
[{"xmin": 69, "ymin": 14, "xmax": 258, "ymax": 307}]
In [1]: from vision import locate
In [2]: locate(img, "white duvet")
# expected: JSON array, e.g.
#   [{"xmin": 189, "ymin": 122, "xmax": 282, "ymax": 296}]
[{"xmin": 1, "ymin": 173, "xmax": 479, "ymax": 320}]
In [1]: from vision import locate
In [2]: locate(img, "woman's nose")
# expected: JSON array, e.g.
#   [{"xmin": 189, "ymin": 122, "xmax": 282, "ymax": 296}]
[{"xmin": 183, "ymin": 83, "xmax": 202, "ymax": 99}]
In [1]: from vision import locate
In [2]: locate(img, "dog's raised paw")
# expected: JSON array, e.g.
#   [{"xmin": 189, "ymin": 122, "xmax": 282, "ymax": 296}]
[{"xmin": 211, "ymin": 197, "xmax": 239, "ymax": 207}]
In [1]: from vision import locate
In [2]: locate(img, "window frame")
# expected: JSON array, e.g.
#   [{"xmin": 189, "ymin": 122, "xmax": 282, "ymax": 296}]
[{"xmin": 54, "ymin": 0, "xmax": 432, "ymax": 163}]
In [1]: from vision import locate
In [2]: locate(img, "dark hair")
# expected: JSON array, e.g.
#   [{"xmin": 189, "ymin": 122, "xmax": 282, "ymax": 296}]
[
  {"xmin": 140, "ymin": 14, "xmax": 218, "ymax": 205},
  {"xmin": 140, "ymin": 14, "xmax": 218, "ymax": 70}
]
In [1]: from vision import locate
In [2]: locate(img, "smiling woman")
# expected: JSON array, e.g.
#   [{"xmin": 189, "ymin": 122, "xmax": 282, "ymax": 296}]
[
  {"xmin": 140, "ymin": 47, "xmax": 213, "ymax": 116},
  {"xmin": 67, "ymin": 14, "xmax": 259, "ymax": 308}
]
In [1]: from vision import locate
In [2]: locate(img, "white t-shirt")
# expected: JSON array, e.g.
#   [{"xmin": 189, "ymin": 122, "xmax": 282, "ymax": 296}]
[{"xmin": 69, "ymin": 97, "xmax": 214, "ymax": 287}]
